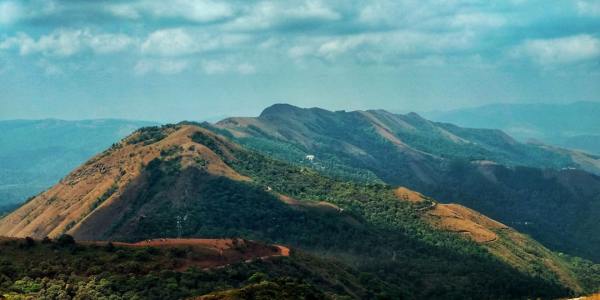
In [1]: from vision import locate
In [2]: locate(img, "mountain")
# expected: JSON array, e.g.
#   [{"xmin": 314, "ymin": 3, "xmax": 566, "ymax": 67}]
[
  {"xmin": 215, "ymin": 104, "xmax": 600, "ymax": 262},
  {"xmin": 0, "ymin": 119, "xmax": 157, "ymax": 207},
  {"xmin": 424, "ymin": 102, "xmax": 600, "ymax": 155},
  {"xmin": 1, "ymin": 123, "xmax": 595, "ymax": 298}
]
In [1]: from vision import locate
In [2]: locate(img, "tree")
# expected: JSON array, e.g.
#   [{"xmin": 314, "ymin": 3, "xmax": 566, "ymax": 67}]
[{"xmin": 56, "ymin": 234, "xmax": 75, "ymax": 246}]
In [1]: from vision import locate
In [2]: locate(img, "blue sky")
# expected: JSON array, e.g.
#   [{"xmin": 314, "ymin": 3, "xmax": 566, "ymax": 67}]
[{"xmin": 1, "ymin": 0, "xmax": 600, "ymax": 121}]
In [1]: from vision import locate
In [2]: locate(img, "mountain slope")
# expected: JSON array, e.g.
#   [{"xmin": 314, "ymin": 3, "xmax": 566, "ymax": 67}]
[
  {"xmin": 0, "ymin": 119, "xmax": 156, "ymax": 206},
  {"xmin": 424, "ymin": 102, "xmax": 600, "ymax": 155},
  {"xmin": 0, "ymin": 124, "xmax": 589, "ymax": 298},
  {"xmin": 214, "ymin": 104, "xmax": 600, "ymax": 262}
]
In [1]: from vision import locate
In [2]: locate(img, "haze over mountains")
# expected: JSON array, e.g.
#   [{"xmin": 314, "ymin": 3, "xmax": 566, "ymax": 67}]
[
  {"xmin": 424, "ymin": 102, "xmax": 600, "ymax": 155},
  {"xmin": 0, "ymin": 119, "xmax": 155, "ymax": 209}
]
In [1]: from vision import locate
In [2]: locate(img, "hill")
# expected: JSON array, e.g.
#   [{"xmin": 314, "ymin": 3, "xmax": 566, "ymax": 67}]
[
  {"xmin": 1, "ymin": 124, "xmax": 596, "ymax": 298},
  {"xmin": 215, "ymin": 104, "xmax": 600, "ymax": 261},
  {"xmin": 0, "ymin": 119, "xmax": 156, "ymax": 207},
  {"xmin": 424, "ymin": 102, "xmax": 600, "ymax": 155}
]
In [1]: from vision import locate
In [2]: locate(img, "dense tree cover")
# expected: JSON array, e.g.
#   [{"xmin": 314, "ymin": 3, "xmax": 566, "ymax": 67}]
[
  {"xmin": 0, "ymin": 238, "xmax": 370, "ymax": 299},
  {"xmin": 198, "ymin": 277, "xmax": 328, "ymax": 300}
]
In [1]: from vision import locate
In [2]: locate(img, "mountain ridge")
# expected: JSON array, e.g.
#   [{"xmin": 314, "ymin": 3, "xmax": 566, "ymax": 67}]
[
  {"xmin": 215, "ymin": 104, "xmax": 600, "ymax": 262},
  {"xmin": 424, "ymin": 101, "xmax": 600, "ymax": 155}
]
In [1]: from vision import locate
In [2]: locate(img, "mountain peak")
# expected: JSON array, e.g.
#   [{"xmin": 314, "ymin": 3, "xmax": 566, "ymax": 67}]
[{"xmin": 259, "ymin": 103, "xmax": 303, "ymax": 118}]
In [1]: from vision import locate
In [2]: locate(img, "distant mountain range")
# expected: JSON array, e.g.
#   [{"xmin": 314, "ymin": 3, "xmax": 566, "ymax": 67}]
[
  {"xmin": 423, "ymin": 102, "xmax": 600, "ymax": 155},
  {"xmin": 0, "ymin": 119, "xmax": 156, "ymax": 208}
]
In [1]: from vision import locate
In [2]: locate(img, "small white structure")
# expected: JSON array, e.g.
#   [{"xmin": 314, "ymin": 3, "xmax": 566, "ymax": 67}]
[{"xmin": 305, "ymin": 155, "xmax": 315, "ymax": 161}]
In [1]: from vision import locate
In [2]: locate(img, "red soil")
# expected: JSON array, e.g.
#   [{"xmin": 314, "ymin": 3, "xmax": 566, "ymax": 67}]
[{"xmin": 84, "ymin": 238, "xmax": 290, "ymax": 270}]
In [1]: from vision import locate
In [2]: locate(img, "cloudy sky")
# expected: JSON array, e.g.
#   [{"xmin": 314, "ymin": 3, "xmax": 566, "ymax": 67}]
[{"xmin": 1, "ymin": 0, "xmax": 600, "ymax": 121}]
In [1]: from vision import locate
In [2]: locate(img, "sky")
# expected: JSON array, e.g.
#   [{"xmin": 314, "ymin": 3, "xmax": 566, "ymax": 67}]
[{"xmin": 1, "ymin": 0, "xmax": 600, "ymax": 122}]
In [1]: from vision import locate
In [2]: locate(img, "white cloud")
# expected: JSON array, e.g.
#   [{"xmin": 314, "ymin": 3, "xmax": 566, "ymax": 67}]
[
  {"xmin": 141, "ymin": 28, "xmax": 197, "ymax": 56},
  {"xmin": 317, "ymin": 37, "xmax": 367, "ymax": 59},
  {"xmin": 141, "ymin": 28, "xmax": 253, "ymax": 57},
  {"xmin": 576, "ymin": 0, "xmax": 600, "ymax": 16},
  {"xmin": 35, "ymin": 29, "xmax": 86, "ymax": 56},
  {"xmin": 88, "ymin": 33, "xmax": 136, "ymax": 54},
  {"xmin": 225, "ymin": 0, "xmax": 339, "ymax": 31},
  {"xmin": 107, "ymin": 0, "xmax": 234, "ymax": 23},
  {"xmin": 148, "ymin": 0, "xmax": 233, "ymax": 22},
  {"xmin": 291, "ymin": 30, "xmax": 476, "ymax": 63},
  {"xmin": 512, "ymin": 34, "xmax": 600, "ymax": 65},
  {"xmin": 287, "ymin": 0, "xmax": 340, "ymax": 21},
  {"xmin": 0, "ymin": 29, "xmax": 135, "ymax": 57},
  {"xmin": 200, "ymin": 60, "xmax": 229, "ymax": 74},
  {"xmin": 134, "ymin": 59, "xmax": 190, "ymax": 75},
  {"xmin": 0, "ymin": 1, "xmax": 22, "ymax": 25},
  {"xmin": 106, "ymin": 4, "xmax": 141, "ymax": 20}
]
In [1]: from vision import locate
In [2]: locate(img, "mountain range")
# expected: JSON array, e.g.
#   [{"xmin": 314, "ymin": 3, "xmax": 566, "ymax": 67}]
[
  {"xmin": 424, "ymin": 101, "xmax": 600, "ymax": 155},
  {"xmin": 0, "ymin": 123, "xmax": 598, "ymax": 298},
  {"xmin": 1, "ymin": 105, "xmax": 599, "ymax": 298}
]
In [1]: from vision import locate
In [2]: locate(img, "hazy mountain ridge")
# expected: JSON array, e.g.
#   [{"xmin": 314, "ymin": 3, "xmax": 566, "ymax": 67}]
[
  {"xmin": 0, "ymin": 119, "xmax": 157, "ymax": 206},
  {"xmin": 223, "ymin": 104, "xmax": 600, "ymax": 174},
  {"xmin": 0, "ymin": 123, "xmax": 592, "ymax": 298},
  {"xmin": 424, "ymin": 102, "xmax": 600, "ymax": 155}
]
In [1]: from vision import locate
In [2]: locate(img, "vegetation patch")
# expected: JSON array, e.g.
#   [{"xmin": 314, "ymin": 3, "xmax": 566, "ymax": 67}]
[{"xmin": 127, "ymin": 126, "xmax": 175, "ymax": 145}]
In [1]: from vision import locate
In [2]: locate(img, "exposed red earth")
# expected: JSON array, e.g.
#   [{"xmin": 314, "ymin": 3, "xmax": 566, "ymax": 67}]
[{"xmin": 83, "ymin": 238, "xmax": 290, "ymax": 270}]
